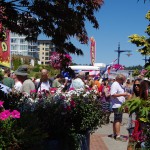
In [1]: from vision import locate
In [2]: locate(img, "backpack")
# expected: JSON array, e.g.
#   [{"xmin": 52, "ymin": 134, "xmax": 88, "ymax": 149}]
[{"xmin": 35, "ymin": 79, "xmax": 53, "ymax": 92}]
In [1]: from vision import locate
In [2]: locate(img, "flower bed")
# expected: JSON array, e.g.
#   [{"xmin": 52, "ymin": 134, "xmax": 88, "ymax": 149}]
[{"xmin": 0, "ymin": 87, "xmax": 104, "ymax": 149}]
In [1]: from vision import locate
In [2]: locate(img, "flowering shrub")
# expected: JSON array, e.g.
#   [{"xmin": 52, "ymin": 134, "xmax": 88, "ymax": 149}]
[
  {"xmin": 0, "ymin": 87, "xmax": 104, "ymax": 149},
  {"xmin": 31, "ymin": 88, "xmax": 104, "ymax": 149},
  {"xmin": 0, "ymin": 100, "xmax": 20, "ymax": 149},
  {"xmin": 49, "ymin": 52, "xmax": 72, "ymax": 70},
  {"xmin": 12, "ymin": 87, "xmax": 103, "ymax": 149},
  {"xmin": 120, "ymin": 97, "xmax": 150, "ymax": 148}
]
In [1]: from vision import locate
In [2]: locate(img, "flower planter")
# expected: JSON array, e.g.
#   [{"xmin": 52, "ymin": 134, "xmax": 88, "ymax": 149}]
[{"xmin": 40, "ymin": 132, "xmax": 90, "ymax": 150}]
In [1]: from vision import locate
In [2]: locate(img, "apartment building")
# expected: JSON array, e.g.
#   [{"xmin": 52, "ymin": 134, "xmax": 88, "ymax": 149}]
[
  {"xmin": 10, "ymin": 33, "xmax": 56, "ymax": 65},
  {"xmin": 10, "ymin": 32, "xmax": 38, "ymax": 58},
  {"xmin": 37, "ymin": 40, "xmax": 55, "ymax": 65}
]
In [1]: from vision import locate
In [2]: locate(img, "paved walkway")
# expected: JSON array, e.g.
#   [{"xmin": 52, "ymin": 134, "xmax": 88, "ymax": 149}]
[{"xmin": 90, "ymin": 113, "xmax": 129, "ymax": 150}]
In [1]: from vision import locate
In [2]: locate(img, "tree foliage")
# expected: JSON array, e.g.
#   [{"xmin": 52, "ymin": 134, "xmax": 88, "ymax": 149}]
[
  {"xmin": 0, "ymin": 0, "xmax": 104, "ymax": 56},
  {"xmin": 129, "ymin": 11, "xmax": 150, "ymax": 55},
  {"xmin": 132, "ymin": 69, "xmax": 140, "ymax": 77},
  {"xmin": 124, "ymin": 65, "xmax": 143, "ymax": 70}
]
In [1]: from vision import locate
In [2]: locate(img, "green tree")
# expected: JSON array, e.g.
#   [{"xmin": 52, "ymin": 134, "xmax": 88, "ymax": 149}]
[
  {"xmin": 0, "ymin": 0, "xmax": 104, "ymax": 56},
  {"xmin": 12, "ymin": 56, "xmax": 22, "ymax": 70},
  {"xmin": 129, "ymin": 11, "xmax": 150, "ymax": 56},
  {"xmin": 132, "ymin": 69, "xmax": 140, "ymax": 77}
]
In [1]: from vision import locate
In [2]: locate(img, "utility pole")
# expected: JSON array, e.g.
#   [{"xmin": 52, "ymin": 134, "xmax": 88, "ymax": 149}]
[
  {"xmin": 143, "ymin": 55, "xmax": 150, "ymax": 65},
  {"xmin": 115, "ymin": 43, "xmax": 132, "ymax": 65}
]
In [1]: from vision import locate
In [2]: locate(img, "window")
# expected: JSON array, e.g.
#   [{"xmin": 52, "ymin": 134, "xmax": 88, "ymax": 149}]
[
  {"xmin": 45, "ymin": 52, "xmax": 49, "ymax": 56},
  {"xmin": 45, "ymin": 57, "xmax": 49, "ymax": 60},
  {"xmin": 20, "ymin": 39, "xmax": 26, "ymax": 44},
  {"xmin": 20, "ymin": 45, "xmax": 28, "ymax": 50},
  {"xmin": 11, "ymin": 38, "xmax": 17, "ymax": 43}
]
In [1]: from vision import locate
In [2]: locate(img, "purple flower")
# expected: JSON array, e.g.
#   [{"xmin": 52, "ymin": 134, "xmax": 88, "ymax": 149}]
[
  {"xmin": 0, "ymin": 110, "xmax": 11, "ymax": 120},
  {"xmin": 11, "ymin": 110, "xmax": 20, "ymax": 119},
  {"xmin": 0, "ymin": 101, "xmax": 4, "ymax": 107}
]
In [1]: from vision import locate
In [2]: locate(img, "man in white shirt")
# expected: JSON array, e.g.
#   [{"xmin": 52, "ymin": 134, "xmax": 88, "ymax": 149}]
[
  {"xmin": 110, "ymin": 74, "xmax": 131, "ymax": 141},
  {"xmin": 70, "ymin": 72, "xmax": 85, "ymax": 90},
  {"xmin": 35, "ymin": 69, "xmax": 51, "ymax": 92}
]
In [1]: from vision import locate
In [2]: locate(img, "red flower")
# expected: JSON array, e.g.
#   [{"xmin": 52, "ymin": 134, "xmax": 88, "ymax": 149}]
[
  {"xmin": 70, "ymin": 100, "xmax": 76, "ymax": 108},
  {"xmin": 67, "ymin": 105, "xmax": 71, "ymax": 111}
]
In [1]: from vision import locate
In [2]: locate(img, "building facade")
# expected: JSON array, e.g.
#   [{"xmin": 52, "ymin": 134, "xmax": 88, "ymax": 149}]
[
  {"xmin": 10, "ymin": 32, "xmax": 38, "ymax": 58},
  {"xmin": 10, "ymin": 33, "xmax": 56, "ymax": 65},
  {"xmin": 38, "ymin": 40, "xmax": 55, "ymax": 65}
]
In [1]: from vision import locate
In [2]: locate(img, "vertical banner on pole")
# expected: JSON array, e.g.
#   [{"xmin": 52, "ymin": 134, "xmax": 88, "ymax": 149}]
[
  {"xmin": 90, "ymin": 37, "xmax": 96, "ymax": 66},
  {"xmin": 0, "ymin": 29, "xmax": 10, "ymax": 68}
]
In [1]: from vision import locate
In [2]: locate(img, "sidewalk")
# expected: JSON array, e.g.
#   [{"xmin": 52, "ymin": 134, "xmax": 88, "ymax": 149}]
[{"xmin": 90, "ymin": 113, "xmax": 129, "ymax": 150}]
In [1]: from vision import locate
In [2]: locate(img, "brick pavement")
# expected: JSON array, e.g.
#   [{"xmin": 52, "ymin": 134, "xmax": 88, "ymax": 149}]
[
  {"xmin": 90, "ymin": 133, "xmax": 108, "ymax": 150},
  {"xmin": 90, "ymin": 113, "xmax": 129, "ymax": 150}
]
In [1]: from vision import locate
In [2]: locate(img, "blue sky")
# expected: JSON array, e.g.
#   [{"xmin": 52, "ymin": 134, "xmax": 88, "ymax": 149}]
[{"xmin": 40, "ymin": 0, "xmax": 150, "ymax": 67}]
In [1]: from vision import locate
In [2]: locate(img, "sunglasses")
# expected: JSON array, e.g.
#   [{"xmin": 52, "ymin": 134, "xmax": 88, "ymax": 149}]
[{"xmin": 134, "ymin": 84, "xmax": 140, "ymax": 87}]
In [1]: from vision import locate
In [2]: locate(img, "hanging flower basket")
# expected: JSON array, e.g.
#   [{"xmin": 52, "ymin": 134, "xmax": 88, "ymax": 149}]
[{"xmin": 49, "ymin": 52, "xmax": 72, "ymax": 70}]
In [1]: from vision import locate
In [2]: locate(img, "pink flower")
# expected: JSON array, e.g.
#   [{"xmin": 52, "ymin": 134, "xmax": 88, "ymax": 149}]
[
  {"xmin": 0, "ymin": 110, "xmax": 11, "ymax": 120},
  {"xmin": 30, "ymin": 89, "xmax": 36, "ymax": 93},
  {"xmin": 0, "ymin": 101, "xmax": 4, "ymax": 107},
  {"xmin": 11, "ymin": 110, "xmax": 20, "ymax": 119},
  {"xmin": 69, "ymin": 88, "xmax": 75, "ymax": 91}
]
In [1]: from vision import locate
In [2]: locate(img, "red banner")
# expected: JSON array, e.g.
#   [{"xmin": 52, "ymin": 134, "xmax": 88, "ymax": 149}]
[
  {"xmin": 90, "ymin": 37, "xmax": 96, "ymax": 66},
  {"xmin": 0, "ymin": 29, "xmax": 10, "ymax": 68}
]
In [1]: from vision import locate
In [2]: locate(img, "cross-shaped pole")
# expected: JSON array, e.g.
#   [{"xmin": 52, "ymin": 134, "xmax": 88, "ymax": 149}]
[{"xmin": 115, "ymin": 43, "xmax": 131, "ymax": 65}]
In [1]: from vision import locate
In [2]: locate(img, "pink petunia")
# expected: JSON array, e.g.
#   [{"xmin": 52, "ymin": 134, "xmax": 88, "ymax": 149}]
[
  {"xmin": 0, "ymin": 110, "xmax": 11, "ymax": 120},
  {"xmin": 30, "ymin": 89, "xmax": 37, "ymax": 93},
  {"xmin": 69, "ymin": 88, "xmax": 75, "ymax": 91},
  {"xmin": 11, "ymin": 110, "xmax": 20, "ymax": 119},
  {"xmin": 0, "ymin": 101, "xmax": 4, "ymax": 107}
]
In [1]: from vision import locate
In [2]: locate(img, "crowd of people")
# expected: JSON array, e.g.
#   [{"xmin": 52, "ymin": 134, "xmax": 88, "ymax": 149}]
[{"xmin": 0, "ymin": 65, "xmax": 149, "ymax": 148}]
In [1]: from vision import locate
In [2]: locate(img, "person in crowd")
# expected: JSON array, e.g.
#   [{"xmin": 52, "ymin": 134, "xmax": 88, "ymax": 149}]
[
  {"xmin": 110, "ymin": 74, "xmax": 131, "ymax": 141},
  {"xmin": 87, "ymin": 76, "xmax": 94, "ymax": 89},
  {"xmin": 14, "ymin": 65, "xmax": 35, "ymax": 94},
  {"xmin": 125, "ymin": 78, "xmax": 133, "ymax": 94},
  {"xmin": 35, "ymin": 69, "xmax": 52, "ymax": 92},
  {"xmin": 70, "ymin": 72, "xmax": 85, "ymax": 89},
  {"xmin": 98, "ymin": 79, "xmax": 105, "ymax": 97},
  {"xmin": 62, "ymin": 77, "xmax": 71, "ymax": 91},
  {"xmin": 88, "ymin": 78, "xmax": 99, "ymax": 94},
  {"xmin": 127, "ymin": 78, "xmax": 150, "ymax": 149},
  {"xmin": 52, "ymin": 74, "xmax": 63, "ymax": 88},
  {"xmin": 101, "ymin": 80, "xmax": 111, "ymax": 123},
  {"xmin": 12, "ymin": 73, "xmax": 23, "ymax": 92},
  {"xmin": 0, "ymin": 82, "xmax": 12, "ymax": 94},
  {"xmin": 127, "ymin": 78, "xmax": 141, "ymax": 138},
  {"xmin": 94, "ymin": 76, "xmax": 100, "ymax": 88},
  {"xmin": 133, "ymin": 79, "xmax": 141, "ymax": 97},
  {"xmin": 2, "ymin": 68, "xmax": 14, "ymax": 88},
  {"xmin": 140, "ymin": 78, "xmax": 149, "ymax": 100}
]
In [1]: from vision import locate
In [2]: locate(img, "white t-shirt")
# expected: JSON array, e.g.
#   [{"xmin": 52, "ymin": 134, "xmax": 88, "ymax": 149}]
[
  {"xmin": 37, "ymin": 81, "xmax": 51, "ymax": 92},
  {"xmin": 70, "ymin": 78, "xmax": 85, "ymax": 89},
  {"xmin": 14, "ymin": 81, "xmax": 22, "ymax": 92},
  {"xmin": 0, "ymin": 83, "xmax": 12, "ymax": 93},
  {"xmin": 110, "ymin": 81, "xmax": 125, "ymax": 108}
]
